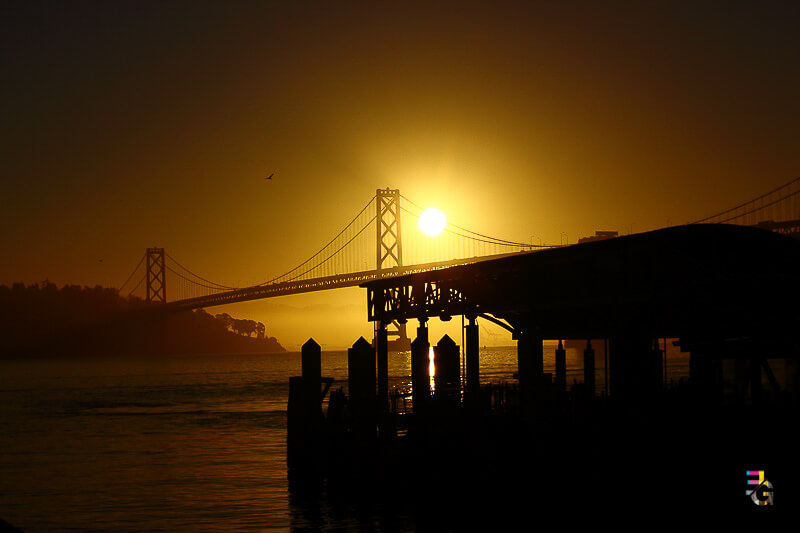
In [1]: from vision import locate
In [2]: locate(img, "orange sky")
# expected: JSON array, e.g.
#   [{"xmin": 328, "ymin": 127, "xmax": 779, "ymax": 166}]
[{"xmin": 2, "ymin": 1, "xmax": 799, "ymax": 349}]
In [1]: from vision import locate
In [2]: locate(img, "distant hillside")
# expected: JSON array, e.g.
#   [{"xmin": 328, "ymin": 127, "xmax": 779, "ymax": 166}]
[{"xmin": 0, "ymin": 282, "xmax": 284, "ymax": 358}]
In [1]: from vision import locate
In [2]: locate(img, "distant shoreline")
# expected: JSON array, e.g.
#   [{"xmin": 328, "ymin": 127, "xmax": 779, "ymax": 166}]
[{"xmin": 0, "ymin": 282, "xmax": 285, "ymax": 358}]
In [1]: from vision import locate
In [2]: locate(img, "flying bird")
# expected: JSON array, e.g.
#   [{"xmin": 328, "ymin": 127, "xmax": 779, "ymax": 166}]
[{"xmin": 265, "ymin": 173, "xmax": 274, "ymax": 180}]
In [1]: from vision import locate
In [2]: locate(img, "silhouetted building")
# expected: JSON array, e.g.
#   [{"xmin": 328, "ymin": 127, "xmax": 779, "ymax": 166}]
[{"xmin": 578, "ymin": 230, "xmax": 619, "ymax": 244}]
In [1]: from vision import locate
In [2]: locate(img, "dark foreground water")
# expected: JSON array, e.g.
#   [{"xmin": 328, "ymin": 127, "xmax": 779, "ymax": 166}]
[{"xmin": 0, "ymin": 346, "xmax": 691, "ymax": 531}]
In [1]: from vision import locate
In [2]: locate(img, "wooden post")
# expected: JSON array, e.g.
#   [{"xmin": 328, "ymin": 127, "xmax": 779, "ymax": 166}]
[
  {"xmin": 302, "ymin": 338, "xmax": 322, "ymax": 416},
  {"xmin": 411, "ymin": 320, "xmax": 430, "ymax": 412},
  {"xmin": 465, "ymin": 315, "xmax": 480, "ymax": 407},
  {"xmin": 376, "ymin": 322, "xmax": 389, "ymax": 412},
  {"xmin": 434, "ymin": 334, "xmax": 461, "ymax": 408},
  {"xmin": 287, "ymin": 337, "xmax": 323, "ymax": 469},
  {"xmin": 348, "ymin": 336, "xmax": 376, "ymax": 421}
]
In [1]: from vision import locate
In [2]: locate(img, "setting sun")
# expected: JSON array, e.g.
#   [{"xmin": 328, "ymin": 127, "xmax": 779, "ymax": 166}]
[{"xmin": 418, "ymin": 207, "xmax": 447, "ymax": 236}]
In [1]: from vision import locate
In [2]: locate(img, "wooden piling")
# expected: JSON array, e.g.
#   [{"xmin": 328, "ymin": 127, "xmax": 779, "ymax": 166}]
[
  {"xmin": 376, "ymin": 322, "xmax": 389, "ymax": 412},
  {"xmin": 302, "ymin": 338, "xmax": 322, "ymax": 416},
  {"xmin": 465, "ymin": 316, "xmax": 480, "ymax": 406},
  {"xmin": 287, "ymin": 337, "xmax": 324, "ymax": 469},
  {"xmin": 434, "ymin": 334, "xmax": 461, "ymax": 408},
  {"xmin": 348, "ymin": 336, "xmax": 377, "ymax": 419},
  {"xmin": 411, "ymin": 326, "xmax": 430, "ymax": 412}
]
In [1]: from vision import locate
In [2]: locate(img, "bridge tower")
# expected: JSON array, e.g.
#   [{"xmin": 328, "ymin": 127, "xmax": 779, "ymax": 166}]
[
  {"xmin": 145, "ymin": 247, "xmax": 166, "ymax": 303},
  {"xmin": 376, "ymin": 188, "xmax": 403, "ymax": 270},
  {"xmin": 374, "ymin": 189, "xmax": 411, "ymax": 406}
]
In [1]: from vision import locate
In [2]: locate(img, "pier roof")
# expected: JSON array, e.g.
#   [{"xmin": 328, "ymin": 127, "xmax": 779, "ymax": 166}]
[{"xmin": 362, "ymin": 224, "xmax": 800, "ymax": 341}]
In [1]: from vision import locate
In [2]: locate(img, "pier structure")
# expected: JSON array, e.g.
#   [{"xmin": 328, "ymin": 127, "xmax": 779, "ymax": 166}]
[
  {"xmin": 362, "ymin": 223, "xmax": 800, "ymax": 414},
  {"xmin": 287, "ymin": 223, "xmax": 800, "ymax": 511}
]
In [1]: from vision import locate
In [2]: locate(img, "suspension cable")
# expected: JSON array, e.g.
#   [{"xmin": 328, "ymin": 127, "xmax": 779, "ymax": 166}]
[
  {"xmin": 399, "ymin": 206, "xmax": 522, "ymax": 247},
  {"xmin": 283, "ymin": 215, "xmax": 377, "ymax": 282},
  {"xmin": 127, "ymin": 274, "xmax": 146, "ymax": 297},
  {"xmin": 399, "ymin": 203, "xmax": 553, "ymax": 248},
  {"xmin": 401, "ymin": 194, "xmax": 536, "ymax": 247},
  {"xmin": 165, "ymin": 253, "xmax": 236, "ymax": 290},
  {"xmin": 691, "ymin": 176, "xmax": 800, "ymax": 224},
  {"xmin": 164, "ymin": 265, "xmax": 233, "ymax": 291},
  {"xmin": 714, "ymin": 187, "xmax": 800, "ymax": 224},
  {"xmin": 258, "ymin": 195, "xmax": 376, "ymax": 285},
  {"xmin": 119, "ymin": 253, "xmax": 145, "ymax": 292}
]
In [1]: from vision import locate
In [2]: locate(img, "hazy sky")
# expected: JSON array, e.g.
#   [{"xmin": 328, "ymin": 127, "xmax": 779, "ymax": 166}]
[{"xmin": 2, "ymin": 1, "xmax": 799, "ymax": 349}]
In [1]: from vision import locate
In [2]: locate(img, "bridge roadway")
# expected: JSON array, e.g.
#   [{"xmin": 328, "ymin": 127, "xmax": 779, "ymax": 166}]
[{"xmin": 164, "ymin": 251, "xmax": 531, "ymax": 312}]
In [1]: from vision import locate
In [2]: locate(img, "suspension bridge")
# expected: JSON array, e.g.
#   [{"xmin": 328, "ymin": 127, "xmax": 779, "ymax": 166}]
[
  {"xmin": 118, "ymin": 178, "xmax": 800, "ymax": 312},
  {"xmin": 118, "ymin": 188, "xmax": 554, "ymax": 311}
]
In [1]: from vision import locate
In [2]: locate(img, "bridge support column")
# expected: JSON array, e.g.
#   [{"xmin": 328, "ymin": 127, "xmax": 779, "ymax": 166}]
[
  {"xmin": 555, "ymin": 339, "xmax": 566, "ymax": 391},
  {"xmin": 464, "ymin": 315, "xmax": 480, "ymax": 408},
  {"xmin": 376, "ymin": 322, "xmax": 389, "ymax": 412},
  {"xmin": 584, "ymin": 340, "xmax": 596, "ymax": 398},
  {"xmin": 411, "ymin": 319, "xmax": 430, "ymax": 413},
  {"xmin": 517, "ymin": 329, "xmax": 544, "ymax": 410}
]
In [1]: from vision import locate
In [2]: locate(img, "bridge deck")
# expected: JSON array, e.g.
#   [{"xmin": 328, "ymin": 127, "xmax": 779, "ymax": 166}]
[{"xmin": 164, "ymin": 252, "xmax": 530, "ymax": 312}]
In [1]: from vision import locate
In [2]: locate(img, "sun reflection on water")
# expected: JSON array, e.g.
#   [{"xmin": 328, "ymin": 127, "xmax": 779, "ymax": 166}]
[{"xmin": 428, "ymin": 346, "xmax": 435, "ymax": 394}]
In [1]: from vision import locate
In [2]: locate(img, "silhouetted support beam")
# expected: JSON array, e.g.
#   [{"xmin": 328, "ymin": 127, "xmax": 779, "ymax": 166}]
[
  {"xmin": 434, "ymin": 334, "xmax": 461, "ymax": 408},
  {"xmin": 376, "ymin": 322, "xmax": 389, "ymax": 412},
  {"xmin": 411, "ymin": 319, "xmax": 430, "ymax": 412},
  {"xmin": 584, "ymin": 340, "xmax": 596, "ymax": 397},
  {"xmin": 348, "ymin": 336, "xmax": 377, "ymax": 424},
  {"xmin": 465, "ymin": 316, "xmax": 480, "ymax": 406},
  {"xmin": 555, "ymin": 339, "xmax": 566, "ymax": 391},
  {"xmin": 517, "ymin": 329, "xmax": 544, "ymax": 408}
]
